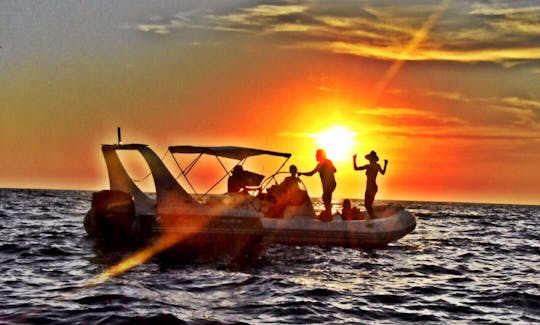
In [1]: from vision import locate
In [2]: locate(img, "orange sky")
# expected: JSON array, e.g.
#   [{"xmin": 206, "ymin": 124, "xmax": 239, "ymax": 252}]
[{"xmin": 1, "ymin": 1, "xmax": 540, "ymax": 205}]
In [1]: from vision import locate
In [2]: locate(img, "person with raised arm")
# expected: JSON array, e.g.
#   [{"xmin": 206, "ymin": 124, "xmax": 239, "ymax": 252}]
[
  {"xmin": 353, "ymin": 151, "xmax": 388, "ymax": 219},
  {"xmin": 299, "ymin": 149, "xmax": 336, "ymax": 220}
]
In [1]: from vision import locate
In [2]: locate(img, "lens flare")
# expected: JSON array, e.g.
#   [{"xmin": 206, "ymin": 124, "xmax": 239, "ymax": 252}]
[
  {"xmin": 85, "ymin": 232, "xmax": 180, "ymax": 288},
  {"xmin": 84, "ymin": 206, "xmax": 227, "ymax": 288},
  {"xmin": 373, "ymin": 0, "xmax": 451, "ymax": 103}
]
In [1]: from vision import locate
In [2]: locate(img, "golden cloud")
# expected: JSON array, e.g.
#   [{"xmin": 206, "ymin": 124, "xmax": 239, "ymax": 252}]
[
  {"xmin": 133, "ymin": 2, "xmax": 540, "ymax": 65},
  {"xmin": 319, "ymin": 42, "xmax": 540, "ymax": 63},
  {"xmin": 209, "ymin": 1, "xmax": 540, "ymax": 65}
]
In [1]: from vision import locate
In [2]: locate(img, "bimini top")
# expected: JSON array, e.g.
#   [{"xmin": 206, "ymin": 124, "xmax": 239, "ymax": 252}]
[
  {"xmin": 169, "ymin": 146, "xmax": 291, "ymax": 160},
  {"xmin": 102, "ymin": 143, "xmax": 148, "ymax": 150}
]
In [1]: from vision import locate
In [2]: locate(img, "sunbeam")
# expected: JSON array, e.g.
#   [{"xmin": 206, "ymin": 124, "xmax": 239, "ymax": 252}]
[
  {"xmin": 84, "ymin": 232, "xmax": 180, "ymax": 288},
  {"xmin": 373, "ymin": 0, "xmax": 451, "ymax": 104},
  {"xmin": 84, "ymin": 206, "xmax": 229, "ymax": 288}
]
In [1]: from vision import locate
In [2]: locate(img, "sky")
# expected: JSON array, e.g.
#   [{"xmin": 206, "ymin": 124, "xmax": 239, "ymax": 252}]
[{"xmin": 1, "ymin": 0, "xmax": 539, "ymax": 205}]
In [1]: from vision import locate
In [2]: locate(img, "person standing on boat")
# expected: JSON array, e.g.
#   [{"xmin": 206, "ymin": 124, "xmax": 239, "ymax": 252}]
[
  {"xmin": 353, "ymin": 150, "xmax": 388, "ymax": 219},
  {"xmin": 299, "ymin": 149, "xmax": 336, "ymax": 219}
]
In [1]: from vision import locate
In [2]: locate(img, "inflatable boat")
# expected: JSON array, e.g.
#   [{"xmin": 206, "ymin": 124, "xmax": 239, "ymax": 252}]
[{"xmin": 84, "ymin": 142, "xmax": 416, "ymax": 257}]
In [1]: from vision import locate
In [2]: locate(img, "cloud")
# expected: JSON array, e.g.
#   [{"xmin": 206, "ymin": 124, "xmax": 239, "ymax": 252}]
[
  {"xmin": 355, "ymin": 106, "xmax": 467, "ymax": 130},
  {"xmin": 426, "ymin": 90, "xmax": 540, "ymax": 113},
  {"xmin": 130, "ymin": 1, "xmax": 540, "ymax": 65},
  {"xmin": 136, "ymin": 9, "xmax": 209, "ymax": 35},
  {"xmin": 469, "ymin": 3, "xmax": 540, "ymax": 16},
  {"xmin": 421, "ymin": 90, "xmax": 540, "ymax": 130},
  {"xmin": 138, "ymin": 24, "xmax": 172, "ymax": 34},
  {"xmin": 290, "ymin": 40, "xmax": 540, "ymax": 65},
  {"xmin": 275, "ymin": 94, "xmax": 540, "ymax": 143},
  {"xmin": 379, "ymin": 128, "xmax": 540, "ymax": 140},
  {"xmin": 209, "ymin": 1, "xmax": 540, "ymax": 65},
  {"xmin": 467, "ymin": 2, "xmax": 540, "ymax": 44},
  {"xmin": 502, "ymin": 96, "xmax": 540, "ymax": 111},
  {"xmin": 356, "ymin": 106, "xmax": 442, "ymax": 118},
  {"xmin": 211, "ymin": 4, "xmax": 311, "ymax": 33},
  {"xmin": 497, "ymin": 97, "xmax": 540, "ymax": 127},
  {"xmin": 424, "ymin": 90, "xmax": 473, "ymax": 102},
  {"xmin": 349, "ymin": 89, "xmax": 540, "ymax": 142},
  {"xmin": 245, "ymin": 4, "xmax": 307, "ymax": 17}
]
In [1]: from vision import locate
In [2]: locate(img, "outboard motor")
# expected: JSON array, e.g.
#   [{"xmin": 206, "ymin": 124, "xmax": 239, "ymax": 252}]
[{"xmin": 84, "ymin": 190, "xmax": 135, "ymax": 241}]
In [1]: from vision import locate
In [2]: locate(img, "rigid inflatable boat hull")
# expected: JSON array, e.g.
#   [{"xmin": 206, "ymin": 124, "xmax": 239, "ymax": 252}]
[{"xmin": 262, "ymin": 205, "xmax": 416, "ymax": 248}]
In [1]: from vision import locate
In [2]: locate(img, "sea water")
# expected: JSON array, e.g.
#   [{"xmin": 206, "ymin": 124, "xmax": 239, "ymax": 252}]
[{"xmin": 0, "ymin": 188, "xmax": 538, "ymax": 324}]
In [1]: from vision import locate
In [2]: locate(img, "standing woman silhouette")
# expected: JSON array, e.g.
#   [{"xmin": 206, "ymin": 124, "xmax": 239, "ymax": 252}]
[
  {"xmin": 299, "ymin": 149, "xmax": 336, "ymax": 217},
  {"xmin": 353, "ymin": 151, "xmax": 387, "ymax": 219}
]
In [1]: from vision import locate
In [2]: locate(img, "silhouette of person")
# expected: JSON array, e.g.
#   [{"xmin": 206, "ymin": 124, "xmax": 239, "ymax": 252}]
[
  {"xmin": 228, "ymin": 165, "xmax": 247, "ymax": 193},
  {"xmin": 299, "ymin": 149, "xmax": 336, "ymax": 218},
  {"xmin": 340, "ymin": 199, "xmax": 362, "ymax": 221},
  {"xmin": 266, "ymin": 165, "xmax": 304, "ymax": 218},
  {"xmin": 281, "ymin": 165, "xmax": 301, "ymax": 192},
  {"xmin": 353, "ymin": 150, "xmax": 387, "ymax": 219}
]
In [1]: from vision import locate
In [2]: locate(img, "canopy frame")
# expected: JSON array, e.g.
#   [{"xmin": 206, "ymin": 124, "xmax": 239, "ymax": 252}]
[{"xmin": 168, "ymin": 145, "xmax": 291, "ymax": 200}]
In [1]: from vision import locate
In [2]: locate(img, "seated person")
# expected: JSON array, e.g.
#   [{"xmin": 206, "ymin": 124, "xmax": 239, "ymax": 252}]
[
  {"xmin": 265, "ymin": 165, "xmax": 306, "ymax": 217},
  {"xmin": 279, "ymin": 165, "xmax": 302, "ymax": 197},
  {"xmin": 340, "ymin": 199, "xmax": 363, "ymax": 221},
  {"xmin": 228, "ymin": 165, "xmax": 247, "ymax": 193},
  {"xmin": 228, "ymin": 165, "xmax": 264, "ymax": 193}
]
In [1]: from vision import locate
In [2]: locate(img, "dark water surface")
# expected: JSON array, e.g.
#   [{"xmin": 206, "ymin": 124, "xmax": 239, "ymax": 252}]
[{"xmin": 0, "ymin": 189, "xmax": 538, "ymax": 324}]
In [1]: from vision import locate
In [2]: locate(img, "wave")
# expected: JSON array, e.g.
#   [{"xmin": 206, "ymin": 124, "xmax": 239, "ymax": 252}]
[{"xmin": 0, "ymin": 189, "xmax": 539, "ymax": 324}]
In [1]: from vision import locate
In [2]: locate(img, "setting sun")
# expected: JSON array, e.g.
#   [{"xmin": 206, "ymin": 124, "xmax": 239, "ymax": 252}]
[{"xmin": 314, "ymin": 126, "xmax": 357, "ymax": 162}]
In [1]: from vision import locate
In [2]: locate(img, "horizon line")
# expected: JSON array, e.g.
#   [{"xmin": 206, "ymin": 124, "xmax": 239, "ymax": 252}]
[{"xmin": 1, "ymin": 186, "xmax": 538, "ymax": 207}]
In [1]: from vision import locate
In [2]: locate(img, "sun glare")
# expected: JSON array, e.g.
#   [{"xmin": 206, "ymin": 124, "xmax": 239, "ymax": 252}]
[{"xmin": 314, "ymin": 126, "xmax": 357, "ymax": 162}]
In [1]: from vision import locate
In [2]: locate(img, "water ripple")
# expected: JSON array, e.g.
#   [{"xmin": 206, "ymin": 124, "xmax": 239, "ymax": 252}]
[{"xmin": 1, "ymin": 189, "xmax": 539, "ymax": 324}]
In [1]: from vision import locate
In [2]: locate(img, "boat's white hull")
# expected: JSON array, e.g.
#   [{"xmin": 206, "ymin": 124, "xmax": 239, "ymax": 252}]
[
  {"xmin": 155, "ymin": 204, "xmax": 415, "ymax": 248},
  {"xmin": 263, "ymin": 207, "xmax": 416, "ymax": 247},
  {"xmin": 262, "ymin": 205, "xmax": 416, "ymax": 247}
]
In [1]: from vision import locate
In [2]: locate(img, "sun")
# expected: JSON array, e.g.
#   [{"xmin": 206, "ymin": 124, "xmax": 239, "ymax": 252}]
[{"xmin": 314, "ymin": 126, "xmax": 357, "ymax": 162}]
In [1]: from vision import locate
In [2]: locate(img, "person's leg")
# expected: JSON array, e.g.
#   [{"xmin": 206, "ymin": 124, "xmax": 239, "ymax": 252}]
[
  {"xmin": 322, "ymin": 182, "xmax": 336, "ymax": 215},
  {"xmin": 364, "ymin": 190, "xmax": 376, "ymax": 218},
  {"xmin": 322, "ymin": 190, "xmax": 332, "ymax": 214}
]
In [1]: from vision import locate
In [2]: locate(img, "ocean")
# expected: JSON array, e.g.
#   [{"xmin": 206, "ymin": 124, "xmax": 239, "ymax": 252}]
[{"xmin": 0, "ymin": 188, "xmax": 538, "ymax": 324}]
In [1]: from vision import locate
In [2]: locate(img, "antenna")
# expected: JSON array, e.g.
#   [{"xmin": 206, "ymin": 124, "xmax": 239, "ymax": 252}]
[{"xmin": 117, "ymin": 127, "xmax": 122, "ymax": 144}]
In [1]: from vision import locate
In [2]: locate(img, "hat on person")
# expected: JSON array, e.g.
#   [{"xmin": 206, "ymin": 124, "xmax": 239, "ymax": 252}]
[{"xmin": 365, "ymin": 150, "xmax": 379, "ymax": 162}]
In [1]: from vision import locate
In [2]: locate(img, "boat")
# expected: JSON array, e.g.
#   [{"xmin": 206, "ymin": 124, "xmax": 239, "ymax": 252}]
[
  {"xmin": 84, "ymin": 144, "xmax": 267, "ymax": 259},
  {"xmin": 84, "ymin": 142, "xmax": 416, "ymax": 257}
]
